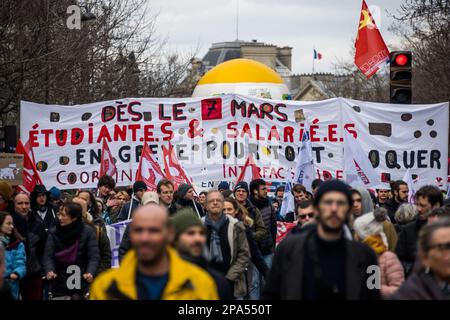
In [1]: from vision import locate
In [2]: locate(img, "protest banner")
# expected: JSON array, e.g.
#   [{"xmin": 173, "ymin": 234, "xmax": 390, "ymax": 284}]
[
  {"xmin": 20, "ymin": 95, "xmax": 449, "ymax": 190},
  {"xmin": 0, "ymin": 153, "xmax": 24, "ymax": 185}
]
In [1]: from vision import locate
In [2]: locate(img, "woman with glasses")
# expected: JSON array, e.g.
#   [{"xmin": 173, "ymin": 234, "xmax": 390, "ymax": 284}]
[{"xmin": 392, "ymin": 218, "xmax": 450, "ymax": 299}]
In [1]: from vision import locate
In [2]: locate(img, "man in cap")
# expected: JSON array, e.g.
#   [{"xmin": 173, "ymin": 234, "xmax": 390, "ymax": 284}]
[
  {"xmin": 30, "ymin": 184, "xmax": 56, "ymax": 232},
  {"xmin": 171, "ymin": 209, "xmax": 233, "ymax": 300},
  {"xmin": 175, "ymin": 183, "xmax": 204, "ymax": 217},
  {"xmin": 117, "ymin": 181, "xmax": 147, "ymax": 221},
  {"xmin": 263, "ymin": 179, "xmax": 380, "ymax": 300}
]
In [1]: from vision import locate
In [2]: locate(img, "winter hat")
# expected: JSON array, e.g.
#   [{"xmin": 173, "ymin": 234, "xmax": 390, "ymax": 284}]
[
  {"xmin": 177, "ymin": 183, "xmax": 193, "ymax": 199},
  {"xmin": 133, "ymin": 181, "xmax": 147, "ymax": 193},
  {"xmin": 234, "ymin": 181, "xmax": 249, "ymax": 194},
  {"xmin": 313, "ymin": 179, "xmax": 353, "ymax": 208},
  {"xmin": 171, "ymin": 209, "xmax": 205, "ymax": 239},
  {"xmin": 141, "ymin": 191, "xmax": 159, "ymax": 205},
  {"xmin": 218, "ymin": 181, "xmax": 230, "ymax": 191},
  {"xmin": 0, "ymin": 182, "xmax": 13, "ymax": 202},
  {"xmin": 353, "ymin": 211, "xmax": 388, "ymax": 247},
  {"xmin": 49, "ymin": 187, "xmax": 62, "ymax": 200}
]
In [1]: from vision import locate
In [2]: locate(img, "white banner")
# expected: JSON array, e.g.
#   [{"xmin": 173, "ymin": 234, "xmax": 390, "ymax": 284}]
[{"xmin": 20, "ymin": 95, "xmax": 448, "ymax": 190}]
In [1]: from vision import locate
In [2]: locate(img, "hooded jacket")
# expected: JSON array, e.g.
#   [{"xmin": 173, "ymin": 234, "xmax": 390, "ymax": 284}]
[{"xmin": 354, "ymin": 187, "xmax": 374, "ymax": 216}]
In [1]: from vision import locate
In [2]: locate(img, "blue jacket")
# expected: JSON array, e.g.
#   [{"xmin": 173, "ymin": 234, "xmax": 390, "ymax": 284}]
[{"xmin": 4, "ymin": 240, "xmax": 27, "ymax": 299}]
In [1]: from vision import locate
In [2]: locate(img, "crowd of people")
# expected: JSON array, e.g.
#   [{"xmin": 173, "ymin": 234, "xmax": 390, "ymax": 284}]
[{"xmin": 1, "ymin": 175, "xmax": 450, "ymax": 300}]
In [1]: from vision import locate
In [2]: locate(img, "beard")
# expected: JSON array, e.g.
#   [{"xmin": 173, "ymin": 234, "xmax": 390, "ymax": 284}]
[
  {"xmin": 136, "ymin": 244, "xmax": 166, "ymax": 267},
  {"xmin": 318, "ymin": 214, "xmax": 345, "ymax": 233}
]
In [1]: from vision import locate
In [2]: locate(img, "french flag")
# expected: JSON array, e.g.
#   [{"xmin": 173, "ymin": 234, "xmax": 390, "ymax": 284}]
[{"xmin": 314, "ymin": 49, "xmax": 322, "ymax": 60}]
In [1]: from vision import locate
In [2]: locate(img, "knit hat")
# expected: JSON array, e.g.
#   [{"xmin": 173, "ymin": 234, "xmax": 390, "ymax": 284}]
[
  {"xmin": 313, "ymin": 179, "xmax": 353, "ymax": 207},
  {"xmin": 141, "ymin": 191, "xmax": 159, "ymax": 205},
  {"xmin": 171, "ymin": 209, "xmax": 205, "ymax": 238},
  {"xmin": 49, "ymin": 187, "xmax": 62, "ymax": 200},
  {"xmin": 0, "ymin": 182, "xmax": 13, "ymax": 202},
  {"xmin": 353, "ymin": 211, "xmax": 388, "ymax": 247},
  {"xmin": 177, "ymin": 183, "xmax": 193, "ymax": 199},
  {"xmin": 133, "ymin": 181, "xmax": 147, "ymax": 193},
  {"xmin": 218, "ymin": 181, "xmax": 230, "ymax": 191},
  {"xmin": 234, "ymin": 181, "xmax": 249, "ymax": 194}
]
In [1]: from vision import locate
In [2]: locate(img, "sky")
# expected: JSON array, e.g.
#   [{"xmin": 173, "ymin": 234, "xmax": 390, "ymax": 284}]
[{"xmin": 148, "ymin": 0, "xmax": 407, "ymax": 74}]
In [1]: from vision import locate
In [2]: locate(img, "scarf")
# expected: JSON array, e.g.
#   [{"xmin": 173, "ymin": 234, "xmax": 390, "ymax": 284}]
[
  {"xmin": 249, "ymin": 195, "xmax": 270, "ymax": 210},
  {"xmin": 204, "ymin": 213, "xmax": 227, "ymax": 264},
  {"xmin": 36, "ymin": 207, "xmax": 48, "ymax": 221},
  {"xmin": 0, "ymin": 235, "xmax": 9, "ymax": 247},
  {"xmin": 55, "ymin": 218, "xmax": 84, "ymax": 247}
]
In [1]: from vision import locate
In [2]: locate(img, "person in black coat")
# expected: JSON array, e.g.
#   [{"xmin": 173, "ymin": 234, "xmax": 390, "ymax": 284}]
[
  {"xmin": 263, "ymin": 180, "xmax": 381, "ymax": 300},
  {"xmin": 175, "ymin": 183, "xmax": 205, "ymax": 217},
  {"xmin": 43, "ymin": 202, "xmax": 100, "ymax": 299},
  {"xmin": 13, "ymin": 193, "xmax": 47, "ymax": 300},
  {"xmin": 396, "ymin": 185, "xmax": 443, "ymax": 276},
  {"xmin": 171, "ymin": 210, "xmax": 233, "ymax": 300},
  {"xmin": 30, "ymin": 185, "xmax": 57, "ymax": 232},
  {"xmin": 117, "ymin": 181, "xmax": 146, "ymax": 221}
]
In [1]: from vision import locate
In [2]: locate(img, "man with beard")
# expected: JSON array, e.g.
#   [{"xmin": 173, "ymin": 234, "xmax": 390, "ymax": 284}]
[
  {"xmin": 263, "ymin": 180, "xmax": 380, "ymax": 300},
  {"xmin": 171, "ymin": 209, "xmax": 233, "ymax": 300},
  {"xmin": 90, "ymin": 204, "xmax": 218, "ymax": 300},
  {"xmin": 383, "ymin": 180, "xmax": 409, "ymax": 223}
]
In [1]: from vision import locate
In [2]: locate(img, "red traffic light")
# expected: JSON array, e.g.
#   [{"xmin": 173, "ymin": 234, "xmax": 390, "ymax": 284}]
[{"xmin": 395, "ymin": 54, "xmax": 408, "ymax": 66}]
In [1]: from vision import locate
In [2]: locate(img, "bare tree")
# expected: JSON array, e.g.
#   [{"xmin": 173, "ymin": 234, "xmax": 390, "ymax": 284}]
[
  {"xmin": 389, "ymin": 0, "xmax": 450, "ymax": 104},
  {"xmin": 0, "ymin": 0, "xmax": 195, "ymax": 127}
]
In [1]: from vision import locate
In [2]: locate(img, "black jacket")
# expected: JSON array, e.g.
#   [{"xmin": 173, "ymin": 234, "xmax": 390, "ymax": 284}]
[
  {"xmin": 244, "ymin": 227, "xmax": 268, "ymax": 278},
  {"xmin": 23, "ymin": 212, "xmax": 47, "ymax": 276},
  {"xmin": 43, "ymin": 223, "xmax": 100, "ymax": 296},
  {"xmin": 248, "ymin": 197, "xmax": 276, "ymax": 255},
  {"xmin": 118, "ymin": 224, "xmax": 132, "ymax": 263},
  {"xmin": 263, "ymin": 226, "xmax": 381, "ymax": 300},
  {"xmin": 176, "ymin": 198, "xmax": 205, "ymax": 217},
  {"xmin": 391, "ymin": 272, "xmax": 450, "ymax": 300},
  {"xmin": 179, "ymin": 254, "xmax": 233, "ymax": 300},
  {"xmin": 31, "ymin": 205, "xmax": 57, "ymax": 232},
  {"xmin": 395, "ymin": 218, "xmax": 427, "ymax": 275},
  {"xmin": 382, "ymin": 198, "xmax": 401, "ymax": 223},
  {"xmin": 117, "ymin": 198, "xmax": 140, "ymax": 222}
]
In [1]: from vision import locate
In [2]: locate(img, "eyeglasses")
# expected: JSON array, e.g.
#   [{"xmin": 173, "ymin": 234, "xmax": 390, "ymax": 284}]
[
  {"xmin": 429, "ymin": 242, "xmax": 450, "ymax": 252},
  {"xmin": 320, "ymin": 199, "xmax": 348, "ymax": 207},
  {"xmin": 299, "ymin": 213, "xmax": 315, "ymax": 219}
]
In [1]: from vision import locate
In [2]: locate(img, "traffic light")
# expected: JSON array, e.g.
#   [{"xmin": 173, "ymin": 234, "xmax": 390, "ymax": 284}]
[
  {"xmin": 390, "ymin": 51, "xmax": 412, "ymax": 104},
  {"xmin": 0, "ymin": 125, "xmax": 17, "ymax": 153}
]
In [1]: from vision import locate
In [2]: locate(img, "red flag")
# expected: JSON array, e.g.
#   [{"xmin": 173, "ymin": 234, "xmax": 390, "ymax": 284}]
[
  {"xmin": 235, "ymin": 154, "xmax": 261, "ymax": 185},
  {"xmin": 16, "ymin": 139, "xmax": 43, "ymax": 194},
  {"xmin": 161, "ymin": 143, "xmax": 192, "ymax": 190},
  {"xmin": 99, "ymin": 139, "xmax": 117, "ymax": 178},
  {"xmin": 354, "ymin": 0, "xmax": 390, "ymax": 78},
  {"xmin": 135, "ymin": 143, "xmax": 166, "ymax": 191},
  {"xmin": 276, "ymin": 221, "xmax": 297, "ymax": 245}
]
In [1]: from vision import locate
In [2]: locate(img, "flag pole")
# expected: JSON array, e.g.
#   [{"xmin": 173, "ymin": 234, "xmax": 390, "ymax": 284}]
[
  {"xmin": 127, "ymin": 192, "xmax": 134, "ymax": 220},
  {"xmin": 312, "ymin": 46, "xmax": 315, "ymax": 77},
  {"xmin": 192, "ymin": 199, "xmax": 201, "ymax": 218}
]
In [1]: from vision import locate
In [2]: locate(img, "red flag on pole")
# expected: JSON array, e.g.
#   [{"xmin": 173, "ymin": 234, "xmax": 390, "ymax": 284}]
[
  {"xmin": 235, "ymin": 154, "xmax": 261, "ymax": 185},
  {"xmin": 135, "ymin": 143, "xmax": 166, "ymax": 191},
  {"xmin": 16, "ymin": 139, "xmax": 43, "ymax": 194},
  {"xmin": 354, "ymin": 0, "xmax": 390, "ymax": 78},
  {"xmin": 161, "ymin": 143, "xmax": 192, "ymax": 190},
  {"xmin": 99, "ymin": 138, "xmax": 117, "ymax": 178}
]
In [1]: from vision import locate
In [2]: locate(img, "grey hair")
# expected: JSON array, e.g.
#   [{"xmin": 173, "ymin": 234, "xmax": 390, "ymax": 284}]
[
  {"xmin": 395, "ymin": 203, "xmax": 418, "ymax": 225},
  {"xmin": 206, "ymin": 190, "xmax": 224, "ymax": 201}
]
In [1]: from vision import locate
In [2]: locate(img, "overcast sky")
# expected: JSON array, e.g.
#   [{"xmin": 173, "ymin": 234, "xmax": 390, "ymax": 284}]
[{"xmin": 148, "ymin": 0, "xmax": 407, "ymax": 74}]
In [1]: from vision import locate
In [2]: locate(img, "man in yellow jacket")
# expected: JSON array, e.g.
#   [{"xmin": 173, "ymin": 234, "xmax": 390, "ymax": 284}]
[{"xmin": 90, "ymin": 203, "xmax": 218, "ymax": 300}]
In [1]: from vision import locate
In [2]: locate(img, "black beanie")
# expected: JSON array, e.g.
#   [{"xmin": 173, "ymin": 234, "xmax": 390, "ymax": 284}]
[
  {"xmin": 133, "ymin": 181, "xmax": 147, "ymax": 193},
  {"xmin": 234, "ymin": 181, "xmax": 249, "ymax": 194},
  {"xmin": 313, "ymin": 179, "xmax": 353, "ymax": 208}
]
